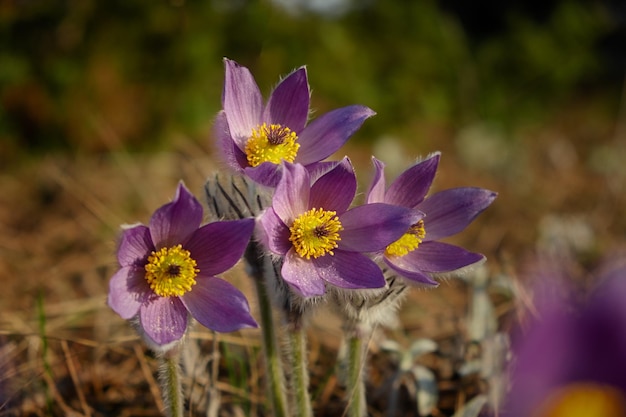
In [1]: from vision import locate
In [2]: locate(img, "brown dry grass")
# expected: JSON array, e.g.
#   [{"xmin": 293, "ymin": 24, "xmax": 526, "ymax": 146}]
[{"xmin": 1, "ymin": 97, "xmax": 625, "ymax": 416}]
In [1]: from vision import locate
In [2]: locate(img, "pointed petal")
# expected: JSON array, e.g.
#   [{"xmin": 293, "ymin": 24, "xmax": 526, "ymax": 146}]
[
  {"xmin": 309, "ymin": 157, "xmax": 356, "ymax": 213},
  {"xmin": 366, "ymin": 157, "xmax": 387, "ymax": 204},
  {"xmin": 419, "ymin": 187, "xmax": 497, "ymax": 240},
  {"xmin": 282, "ymin": 249, "xmax": 327, "ymax": 297},
  {"xmin": 339, "ymin": 203, "xmax": 421, "ymax": 252},
  {"xmin": 108, "ymin": 266, "xmax": 151, "ymax": 319},
  {"xmin": 312, "ymin": 251, "xmax": 386, "ymax": 290},
  {"xmin": 149, "ymin": 183, "xmax": 204, "ymax": 249},
  {"xmin": 383, "ymin": 258, "xmax": 439, "ymax": 286},
  {"xmin": 258, "ymin": 207, "xmax": 292, "ymax": 255},
  {"xmin": 139, "ymin": 296, "xmax": 188, "ymax": 346},
  {"xmin": 385, "ymin": 152, "xmax": 440, "ymax": 208},
  {"xmin": 222, "ymin": 59, "xmax": 263, "ymax": 147},
  {"xmin": 117, "ymin": 224, "xmax": 153, "ymax": 267},
  {"xmin": 263, "ymin": 67, "xmax": 309, "ymax": 132},
  {"xmin": 296, "ymin": 105, "xmax": 376, "ymax": 164},
  {"xmin": 272, "ymin": 162, "xmax": 310, "ymax": 224},
  {"xmin": 398, "ymin": 241, "xmax": 485, "ymax": 273},
  {"xmin": 213, "ymin": 111, "xmax": 247, "ymax": 171},
  {"xmin": 244, "ymin": 162, "xmax": 284, "ymax": 187},
  {"xmin": 185, "ymin": 219, "xmax": 254, "ymax": 276},
  {"xmin": 181, "ymin": 277, "xmax": 257, "ymax": 332}
]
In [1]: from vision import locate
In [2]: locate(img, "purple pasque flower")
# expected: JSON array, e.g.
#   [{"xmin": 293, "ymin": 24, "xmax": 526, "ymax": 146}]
[
  {"xmin": 367, "ymin": 153, "xmax": 497, "ymax": 286},
  {"xmin": 256, "ymin": 158, "xmax": 421, "ymax": 297},
  {"xmin": 108, "ymin": 182, "xmax": 257, "ymax": 347},
  {"xmin": 214, "ymin": 58, "xmax": 375, "ymax": 187},
  {"xmin": 503, "ymin": 256, "xmax": 626, "ymax": 417}
]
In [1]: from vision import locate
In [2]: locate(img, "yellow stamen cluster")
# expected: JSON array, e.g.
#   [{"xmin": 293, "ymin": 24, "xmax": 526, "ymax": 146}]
[
  {"xmin": 532, "ymin": 382, "xmax": 626, "ymax": 417},
  {"xmin": 385, "ymin": 220, "xmax": 426, "ymax": 257},
  {"xmin": 289, "ymin": 208, "xmax": 343, "ymax": 259},
  {"xmin": 245, "ymin": 123, "xmax": 300, "ymax": 167},
  {"xmin": 145, "ymin": 244, "xmax": 199, "ymax": 297}
]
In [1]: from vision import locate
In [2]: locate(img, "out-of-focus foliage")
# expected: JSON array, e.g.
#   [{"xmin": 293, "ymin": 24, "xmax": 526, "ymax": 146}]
[{"xmin": 0, "ymin": 0, "xmax": 619, "ymax": 161}]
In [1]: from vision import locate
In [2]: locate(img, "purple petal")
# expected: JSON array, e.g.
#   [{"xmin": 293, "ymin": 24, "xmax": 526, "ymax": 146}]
[
  {"xmin": 366, "ymin": 157, "xmax": 387, "ymax": 204},
  {"xmin": 272, "ymin": 162, "xmax": 310, "ymax": 224},
  {"xmin": 282, "ymin": 249, "xmax": 327, "ymax": 297},
  {"xmin": 296, "ymin": 105, "xmax": 376, "ymax": 165},
  {"xmin": 258, "ymin": 207, "xmax": 292, "ymax": 255},
  {"xmin": 181, "ymin": 277, "xmax": 257, "ymax": 332},
  {"xmin": 397, "ymin": 241, "xmax": 485, "ymax": 273},
  {"xmin": 149, "ymin": 183, "xmax": 203, "ymax": 249},
  {"xmin": 418, "ymin": 187, "xmax": 497, "ymax": 241},
  {"xmin": 263, "ymin": 67, "xmax": 309, "ymax": 132},
  {"xmin": 108, "ymin": 266, "xmax": 151, "ymax": 319},
  {"xmin": 185, "ymin": 219, "xmax": 254, "ymax": 276},
  {"xmin": 305, "ymin": 160, "xmax": 342, "ymax": 183},
  {"xmin": 339, "ymin": 203, "xmax": 422, "ymax": 252},
  {"xmin": 244, "ymin": 162, "xmax": 284, "ymax": 187},
  {"xmin": 312, "ymin": 251, "xmax": 386, "ymax": 290},
  {"xmin": 385, "ymin": 153, "xmax": 440, "ymax": 208},
  {"xmin": 383, "ymin": 259, "xmax": 439, "ymax": 286},
  {"xmin": 214, "ymin": 111, "xmax": 246, "ymax": 172},
  {"xmin": 309, "ymin": 157, "xmax": 356, "ymax": 213},
  {"xmin": 222, "ymin": 59, "xmax": 263, "ymax": 148},
  {"xmin": 117, "ymin": 224, "xmax": 153, "ymax": 267},
  {"xmin": 139, "ymin": 296, "xmax": 188, "ymax": 346}
]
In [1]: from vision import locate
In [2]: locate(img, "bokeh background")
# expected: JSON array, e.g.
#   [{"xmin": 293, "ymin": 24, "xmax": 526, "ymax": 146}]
[{"xmin": 1, "ymin": 0, "xmax": 625, "ymax": 415}]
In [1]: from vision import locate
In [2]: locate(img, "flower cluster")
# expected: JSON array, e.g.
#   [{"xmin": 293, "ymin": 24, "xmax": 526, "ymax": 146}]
[{"xmin": 106, "ymin": 58, "xmax": 496, "ymax": 417}]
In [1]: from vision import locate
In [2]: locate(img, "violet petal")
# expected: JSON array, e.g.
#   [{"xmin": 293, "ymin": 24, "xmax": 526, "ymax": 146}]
[
  {"xmin": 339, "ymin": 203, "xmax": 421, "ymax": 252},
  {"xmin": 398, "ymin": 241, "xmax": 485, "ymax": 273},
  {"xmin": 366, "ymin": 157, "xmax": 387, "ymax": 204},
  {"xmin": 185, "ymin": 218, "xmax": 254, "ymax": 276},
  {"xmin": 385, "ymin": 153, "xmax": 440, "ymax": 208},
  {"xmin": 312, "ymin": 251, "xmax": 386, "ymax": 290},
  {"xmin": 149, "ymin": 183, "xmax": 203, "ymax": 249},
  {"xmin": 214, "ymin": 111, "xmax": 246, "ymax": 172},
  {"xmin": 139, "ymin": 296, "xmax": 188, "ymax": 346},
  {"xmin": 296, "ymin": 105, "xmax": 375, "ymax": 165},
  {"xmin": 222, "ymin": 59, "xmax": 263, "ymax": 148},
  {"xmin": 108, "ymin": 266, "xmax": 150, "ymax": 319},
  {"xmin": 272, "ymin": 162, "xmax": 310, "ymax": 224},
  {"xmin": 258, "ymin": 207, "xmax": 292, "ymax": 255},
  {"xmin": 263, "ymin": 67, "xmax": 309, "ymax": 133},
  {"xmin": 281, "ymin": 249, "xmax": 327, "ymax": 297},
  {"xmin": 117, "ymin": 224, "xmax": 153, "ymax": 267},
  {"xmin": 418, "ymin": 187, "xmax": 497, "ymax": 241},
  {"xmin": 309, "ymin": 157, "xmax": 356, "ymax": 214},
  {"xmin": 383, "ymin": 258, "xmax": 439, "ymax": 286},
  {"xmin": 181, "ymin": 277, "xmax": 257, "ymax": 332}
]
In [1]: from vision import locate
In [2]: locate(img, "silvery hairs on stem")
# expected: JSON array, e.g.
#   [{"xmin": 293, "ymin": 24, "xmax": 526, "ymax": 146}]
[
  {"xmin": 204, "ymin": 173, "xmax": 324, "ymax": 316},
  {"xmin": 328, "ymin": 266, "xmax": 410, "ymax": 335}
]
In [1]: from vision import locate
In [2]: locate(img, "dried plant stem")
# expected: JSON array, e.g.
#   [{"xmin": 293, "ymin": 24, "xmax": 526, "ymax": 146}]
[
  {"xmin": 158, "ymin": 348, "xmax": 183, "ymax": 417},
  {"xmin": 345, "ymin": 323, "xmax": 369, "ymax": 417},
  {"xmin": 286, "ymin": 312, "xmax": 313, "ymax": 417}
]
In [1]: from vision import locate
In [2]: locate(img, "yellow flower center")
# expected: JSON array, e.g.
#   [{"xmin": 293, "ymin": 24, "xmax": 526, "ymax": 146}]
[
  {"xmin": 532, "ymin": 382, "xmax": 626, "ymax": 417},
  {"xmin": 245, "ymin": 123, "xmax": 300, "ymax": 167},
  {"xmin": 144, "ymin": 244, "xmax": 199, "ymax": 297},
  {"xmin": 289, "ymin": 208, "xmax": 343, "ymax": 259},
  {"xmin": 385, "ymin": 220, "xmax": 426, "ymax": 257}
]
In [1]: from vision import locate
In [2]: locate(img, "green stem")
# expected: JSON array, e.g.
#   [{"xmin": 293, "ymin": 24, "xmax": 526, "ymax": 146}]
[
  {"xmin": 287, "ymin": 318, "xmax": 313, "ymax": 417},
  {"xmin": 159, "ymin": 348, "xmax": 183, "ymax": 417},
  {"xmin": 249, "ymin": 250, "xmax": 289, "ymax": 417},
  {"xmin": 346, "ymin": 327, "xmax": 368, "ymax": 417}
]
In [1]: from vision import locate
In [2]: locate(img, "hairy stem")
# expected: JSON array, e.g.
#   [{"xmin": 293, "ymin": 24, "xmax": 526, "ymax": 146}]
[
  {"xmin": 159, "ymin": 348, "xmax": 183, "ymax": 417},
  {"xmin": 286, "ymin": 312, "xmax": 313, "ymax": 417},
  {"xmin": 345, "ymin": 324, "xmax": 369, "ymax": 417}
]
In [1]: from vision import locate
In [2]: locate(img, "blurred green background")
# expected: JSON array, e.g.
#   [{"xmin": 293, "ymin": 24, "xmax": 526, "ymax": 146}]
[{"xmin": 1, "ymin": 0, "xmax": 623, "ymax": 164}]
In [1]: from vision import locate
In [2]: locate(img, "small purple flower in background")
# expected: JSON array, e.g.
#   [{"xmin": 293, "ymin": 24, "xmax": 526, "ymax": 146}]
[
  {"xmin": 214, "ymin": 58, "xmax": 375, "ymax": 187},
  {"xmin": 367, "ymin": 153, "xmax": 497, "ymax": 286},
  {"xmin": 108, "ymin": 182, "xmax": 257, "ymax": 348},
  {"xmin": 256, "ymin": 159, "xmax": 421, "ymax": 297},
  {"xmin": 503, "ymin": 255, "xmax": 626, "ymax": 417}
]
